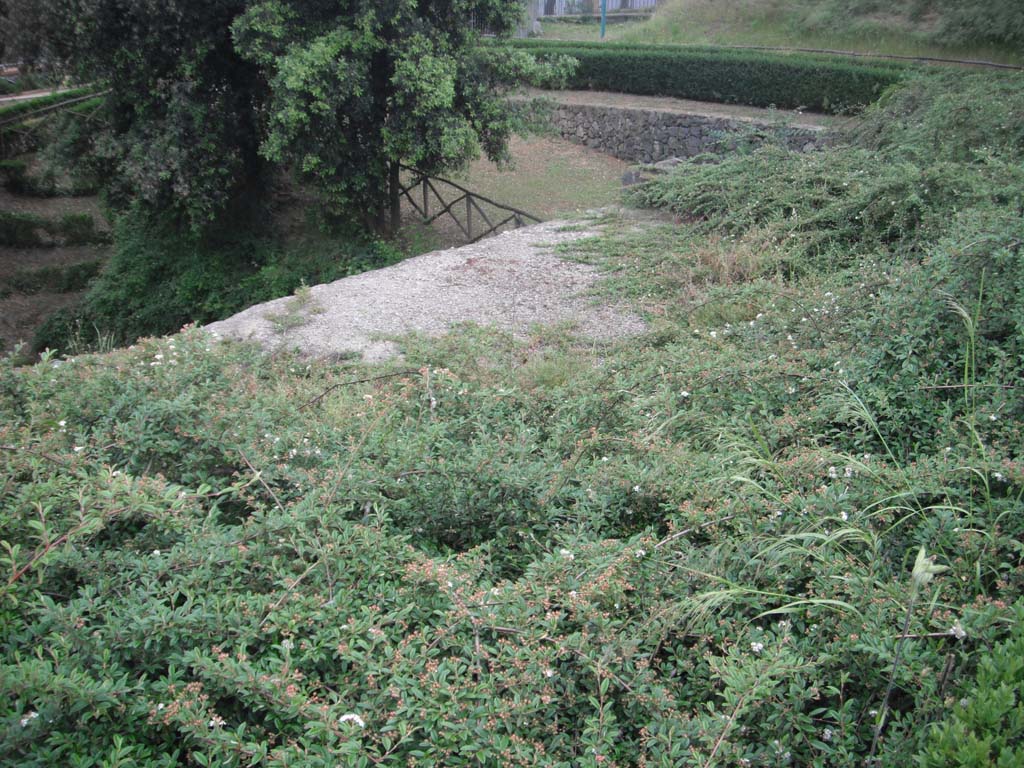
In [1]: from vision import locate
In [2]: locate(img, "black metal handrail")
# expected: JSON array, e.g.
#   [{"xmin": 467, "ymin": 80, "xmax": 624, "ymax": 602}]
[{"xmin": 398, "ymin": 165, "xmax": 542, "ymax": 244}]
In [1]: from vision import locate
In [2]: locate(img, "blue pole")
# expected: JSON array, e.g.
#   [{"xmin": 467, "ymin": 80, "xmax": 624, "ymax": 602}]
[{"xmin": 600, "ymin": 0, "xmax": 607, "ymax": 39}]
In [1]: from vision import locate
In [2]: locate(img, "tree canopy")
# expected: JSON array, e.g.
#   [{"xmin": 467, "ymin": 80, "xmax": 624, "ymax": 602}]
[
  {"xmin": 4, "ymin": 0, "xmax": 569, "ymax": 233},
  {"xmin": 232, "ymin": 0, "xmax": 567, "ymax": 233}
]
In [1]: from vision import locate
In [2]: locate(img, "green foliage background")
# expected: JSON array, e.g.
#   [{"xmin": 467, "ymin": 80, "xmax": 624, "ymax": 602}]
[{"xmin": 511, "ymin": 39, "xmax": 905, "ymax": 113}]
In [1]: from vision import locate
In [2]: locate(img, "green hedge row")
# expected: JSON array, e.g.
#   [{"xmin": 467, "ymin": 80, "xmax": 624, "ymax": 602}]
[
  {"xmin": 510, "ymin": 40, "xmax": 907, "ymax": 113},
  {"xmin": 0, "ymin": 210, "xmax": 109, "ymax": 247}
]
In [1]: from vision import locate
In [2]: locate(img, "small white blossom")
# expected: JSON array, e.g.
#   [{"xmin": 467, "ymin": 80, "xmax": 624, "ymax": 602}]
[
  {"xmin": 680, "ymin": 390, "xmax": 690, "ymax": 398},
  {"xmin": 281, "ymin": 639, "xmax": 294, "ymax": 651},
  {"xmin": 73, "ymin": 446, "xmax": 85, "ymax": 453},
  {"xmin": 339, "ymin": 713, "xmax": 366, "ymax": 728},
  {"xmin": 543, "ymin": 668, "xmax": 556, "ymax": 678},
  {"xmin": 633, "ymin": 485, "xmax": 642, "ymax": 493},
  {"xmin": 840, "ymin": 511, "xmax": 848, "ymax": 522},
  {"xmin": 634, "ymin": 549, "xmax": 646, "ymax": 559},
  {"xmin": 750, "ymin": 641, "xmax": 764, "ymax": 654},
  {"xmin": 828, "ymin": 466, "xmax": 839, "ymax": 479},
  {"xmin": 821, "ymin": 727, "xmax": 834, "ymax": 742},
  {"xmin": 950, "ymin": 621, "xmax": 967, "ymax": 640},
  {"xmin": 20, "ymin": 711, "xmax": 39, "ymax": 727},
  {"xmin": 559, "ymin": 548, "xmax": 575, "ymax": 561}
]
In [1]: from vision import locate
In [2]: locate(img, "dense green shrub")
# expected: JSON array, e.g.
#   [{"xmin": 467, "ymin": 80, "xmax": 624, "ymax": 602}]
[
  {"xmin": 508, "ymin": 39, "xmax": 906, "ymax": 112},
  {"xmin": 0, "ymin": 210, "xmax": 108, "ymax": 247},
  {"xmin": 623, "ymin": 69, "xmax": 1024, "ymax": 459},
  {"xmin": 0, "ymin": 209, "xmax": 45, "ymax": 246},
  {"xmin": 853, "ymin": 72, "xmax": 1024, "ymax": 163},
  {"xmin": 33, "ymin": 213, "xmax": 403, "ymax": 352},
  {"xmin": 934, "ymin": 0, "xmax": 1024, "ymax": 49},
  {"xmin": 915, "ymin": 601, "xmax": 1024, "ymax": 767},
  {"xmin": 2, "ymin": 302, "xmax": 1021, "ymax": 765},
  {"xmin": 2, "ymin": 259, "xmax": 102, "ymax": 296},
  {"xmin": 3, "ymin": 58, "xmax": 1024, "ymax": 768},
  {"xmin": 629, "ymin": 146, "xmax": 1024, "ymax": 269}
]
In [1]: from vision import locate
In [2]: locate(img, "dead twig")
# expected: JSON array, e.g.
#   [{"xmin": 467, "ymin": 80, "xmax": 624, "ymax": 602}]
[{"xmin": 298, "ymin": 370, "xmax": 420, "ymax": 411}]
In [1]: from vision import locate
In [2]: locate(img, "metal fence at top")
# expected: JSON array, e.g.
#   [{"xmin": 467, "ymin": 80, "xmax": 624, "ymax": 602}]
[{"xmin": 538, "ymin": 0, "xmax": 659, "ymax": 16}]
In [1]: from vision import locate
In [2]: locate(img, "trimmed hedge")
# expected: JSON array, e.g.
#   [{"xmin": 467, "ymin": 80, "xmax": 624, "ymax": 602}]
[
  {"xmin": 1, "ymin": 259, "xmax": 102, "ymax": 296},
  {"xmin": 0, "ymin": 210, "xmax": 109, "ymax": 247},
  {"xmin": 509, "ymin": 40, "xmax": 907, "ymax": 113}
]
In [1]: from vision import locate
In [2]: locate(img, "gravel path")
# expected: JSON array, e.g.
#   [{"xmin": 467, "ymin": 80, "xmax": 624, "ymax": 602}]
[{"xmin": 206, "ymin": 220, "xmax": 646, "ymax": 362}]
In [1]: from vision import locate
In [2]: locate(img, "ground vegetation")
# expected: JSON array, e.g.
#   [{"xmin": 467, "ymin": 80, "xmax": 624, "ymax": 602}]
[{"xmin": 2, "ymin": 67, "xmax": 1023, "ymax": 767}]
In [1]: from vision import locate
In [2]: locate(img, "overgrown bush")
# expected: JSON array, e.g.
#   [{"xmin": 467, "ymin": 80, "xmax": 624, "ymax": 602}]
[
  {"xmin": 915, "ymin": 600, "xmax": 1024, "ymax": 767},
  {"xmin": 625, "ymin": 71, "xmax": 1024, "ymax": 460},
  {"xmin": 508, "ymin": 39, "xmax": 906, "ymax": 112},
  {"xmin": 3, "ymin": 58, "xmax": 1023, "ymax": 768},
  {"xmin": 0, "ymin": 158, "xmax": 56, "ymax": 195},
  {"xmin": 0, "ymin": 210, "xmax": 45, "ymax": 246},
  {"xmin": 1, "ymin": 259, "xmax": 102, "ymax": 296},
  {"xmin": 934, "ymin": 0, "xmax": 1024, "ymax": 49},
  {"xmin": 0, "ymin": 210, "xmax": 108, "ymax": 247},
  {"xmin": 33, "ymin": 212, "xmax": 403, "ymax": 352}
]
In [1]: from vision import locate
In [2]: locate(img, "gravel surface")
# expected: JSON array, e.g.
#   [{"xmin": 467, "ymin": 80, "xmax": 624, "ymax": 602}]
[{"xmin": 205, "ymin": 220, "xmax": 646, "ymax": 362}]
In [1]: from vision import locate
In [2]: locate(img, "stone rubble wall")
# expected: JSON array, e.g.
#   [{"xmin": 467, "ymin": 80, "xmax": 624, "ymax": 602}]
[{"xmin": 549, "ymin": 103, "xmax": 834, "ymax": 163}]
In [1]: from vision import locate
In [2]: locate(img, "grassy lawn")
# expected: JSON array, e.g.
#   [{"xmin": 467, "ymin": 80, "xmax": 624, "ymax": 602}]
[
  {"xmin": 541, "ymin": 0, "xmax": 1024, "ymax": 65},
  {"xmin": 454, "ymin": 134, "xmax": 630, "ymax": 220}
]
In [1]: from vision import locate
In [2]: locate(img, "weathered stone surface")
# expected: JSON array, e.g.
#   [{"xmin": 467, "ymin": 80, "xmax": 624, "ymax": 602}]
[{"xmin": 547, "ymin": 103, "xmax": 832, "ymax": 162}]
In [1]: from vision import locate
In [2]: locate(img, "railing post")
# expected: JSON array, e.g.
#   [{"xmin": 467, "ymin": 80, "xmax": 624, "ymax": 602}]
[
  {"xmin": 422, "ymin": 177, "xmax": 428, "ymax": 218},
  {"xmin": 466, "ymin": 194, "xmax": 473, "ymax": 238}
]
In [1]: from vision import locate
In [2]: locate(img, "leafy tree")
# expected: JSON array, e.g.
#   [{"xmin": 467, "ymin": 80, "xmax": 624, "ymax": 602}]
[
  {"xmin": 232, "ymin": 0, "xmax": 572, "ymax": 234},
  {"xmin": 4, "ymin": 0, "xmax": 265, "ymax": 229}
]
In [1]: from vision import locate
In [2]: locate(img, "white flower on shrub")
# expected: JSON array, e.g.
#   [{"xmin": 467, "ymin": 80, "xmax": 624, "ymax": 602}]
[
  {"xmin": 339, "ymin": 713, "xmax": 366, "ymax": 728},
  {"xmin": 559, "ymin": 548, "xmax": 574, "ymax": 560},
  {"xmin": 950, "ymin": 621, "xmax": 967, "ymax": 640},
  {"xmin": 750, "ymin": 641, "xmax": 764, "ymax": 654},
  {"xmin": 20, "ymin": 711, "xmax": 38, "ymax": 727},
  {"xmin": 821, "ymin": 727, "xmax": 834, "ymax": 742}
]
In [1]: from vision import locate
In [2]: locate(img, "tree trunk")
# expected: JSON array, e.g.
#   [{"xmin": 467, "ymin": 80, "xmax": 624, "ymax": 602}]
[{"xmin": 388, "ymin": 161, "xmax": 401, "ymax": 237}]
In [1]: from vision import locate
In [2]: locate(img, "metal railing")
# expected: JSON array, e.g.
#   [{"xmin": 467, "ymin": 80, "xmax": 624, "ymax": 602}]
[
  {"xmin": 538, "ymin": 0, "xmax": 659, "ymax": 16},
  {"xmin": 398, "ymin": 165, "xmax": 542, "ymax": 244}
]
